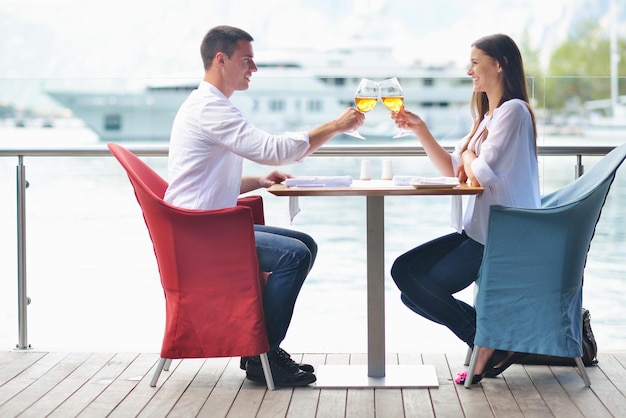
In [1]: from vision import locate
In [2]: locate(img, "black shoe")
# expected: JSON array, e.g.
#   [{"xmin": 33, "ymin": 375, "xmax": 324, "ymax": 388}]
[
  {"xmin": 456, "ymin": 348, "xmax": 508, "ymax": 384},
  {"xmin": 484, "ymin": 352, "xmax": 528, "ymax": 378},
  {"xmin": 274, "ymin": 348, "xmax": 315, "ymax": 373},
  {"xmin": 481, "ymin": 349, "xmax": 508, "ymax": 378},
  {"xmin": 246, "ymin": 351, "xmax": 316, "ymax": 387},
  {"xmin": 241, "ymin": 348, "xmax": 315, "ymax": 373}
]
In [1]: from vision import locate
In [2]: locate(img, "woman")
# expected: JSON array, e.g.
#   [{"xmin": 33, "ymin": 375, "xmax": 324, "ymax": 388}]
[{"xmin": 390, "ymin": 34, "xmax": 540, "ymax": 384}]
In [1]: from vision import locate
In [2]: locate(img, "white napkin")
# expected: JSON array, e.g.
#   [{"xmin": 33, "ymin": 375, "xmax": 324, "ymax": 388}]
[
  {"xmin": 392, "ymin": 175, "xmax": 422, "ymax": 186},
  {"xmin": 289, "ymin": 196, "xmax": 300, "ymax": 225},
  {"xmin": 394, "ymin": 176, "xmax": 460, "ymax": 186},
  {"xmin": 284, "ymin": 175, "xmax": 353, "ymax": 188},
  {"xmin": 284, "ymin": 176, "xmax": 352, "ymax": 224}
]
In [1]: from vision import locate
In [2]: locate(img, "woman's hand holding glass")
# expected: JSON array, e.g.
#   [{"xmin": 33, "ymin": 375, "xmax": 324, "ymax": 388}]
[
  {"xmin": 392, "ymin": 107, "xmax": 430, "ymax": 137},
  {"xmin": 380, "ymin": 77, "xmax": 411, "ymax": 138}
]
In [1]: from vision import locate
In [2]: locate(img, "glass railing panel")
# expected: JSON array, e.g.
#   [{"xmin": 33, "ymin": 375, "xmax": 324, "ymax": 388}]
[{"xmin": 0, "ymin": 76, "xmax": 624, "ymax": 353}]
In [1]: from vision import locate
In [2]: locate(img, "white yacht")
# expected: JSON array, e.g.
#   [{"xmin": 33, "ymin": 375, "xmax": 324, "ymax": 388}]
[
  {"xmin": 46, "ymin": 44, "xmax": 475, "ymax": 143},
  {"xmin": 583, "ymin": 97, "xmax": 626, "ymax": 139}
]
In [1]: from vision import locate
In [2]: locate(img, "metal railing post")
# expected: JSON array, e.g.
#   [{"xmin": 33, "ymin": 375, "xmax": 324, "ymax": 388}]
[
  {"xmin": 16, "ymin": 155, "xmax": 30, "ymax": 350},
  {"xmin": 575, "ymin": 154, "xmax": 584, "ymax": 178}
]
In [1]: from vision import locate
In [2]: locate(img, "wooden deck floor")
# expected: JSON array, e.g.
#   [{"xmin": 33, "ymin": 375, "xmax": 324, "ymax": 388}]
[{"xmin": 1, "ymin": 350, "xmax": 625, "ymax": 417}]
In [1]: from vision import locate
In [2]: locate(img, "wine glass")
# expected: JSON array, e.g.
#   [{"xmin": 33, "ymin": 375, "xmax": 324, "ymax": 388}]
[
  {"xmin": 380, "ymin": 77, "xmax": 410, "ymax": 138},
  {"xmin": 345, "ymin": 78, "xmax": 379, "ymax": 139}
]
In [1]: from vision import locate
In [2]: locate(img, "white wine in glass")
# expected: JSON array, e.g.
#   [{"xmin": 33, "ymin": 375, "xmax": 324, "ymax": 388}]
[
  {"xmin": 380, "ymin": 77, "xmax": 410, "ymax": 138},
  {"xmin": 345, "ymin": 78, "xmax": 379, "ymax": 139}
]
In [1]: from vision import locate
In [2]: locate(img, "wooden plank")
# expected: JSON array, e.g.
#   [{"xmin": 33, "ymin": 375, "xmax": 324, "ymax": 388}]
[
  {"xmin": 479, "ymin": 365, "xmax": 524, "ymax": 417},
  {"xmin": 228, "ymin": 371, "xmax": 268, "ymax": 418},
  {"xmin": 522, "ymin": 364, "xmax": 584, "ymax": 417},
  {"xmin": 107, "ymin": 354, "xmax": 166, "ymax": 418},
  {"xmin": 423, "ymin": 352, "xmax": 468, "ymax": 417},
  {"xmin": 316, "ymin": 353, "xmax": 348, "ymax": 417},
  {"xmin": 445, "ymin": 351, "xmax": 493, "ymax": 418},
  {"xmin": 256, "ymin": 380, "xmax": 294, "ymax": 418},
  {"xmin": 0, "ymin": 351, "xmax": 47, "ymax": 404},
  {"xmin": 17, "ymin": 352, "xmax": 111, "ymax": 417},
  {"xmin": 135, "ymin": 358, "xmax": 206, "ymax": 417},
  {"xmin": 47, "ymin": 352, "xmax": 139, "ymax": 418},
  {"xmin": 576, "ymin": 354, "xmax": 626, "ymax": 417},
  {"xmin": 1, "ymin": 350, "xmax": 624, "ymax": 417},
  {"xmin": 373, "ymin": 353, "xmax": 404, "ymax": 418},
  {"xmin": 550, "ymin": 363, "xmax": 611, "ymax": 418},
  {"xmin": 346, "ymin": 389, "xmax": 375, "ymax": 418},
  {"xmin": 398, "ymin": 352, "xmax": 433, "ymax": 418},
  {"xmin": 284, "ymin": 353, "xmax": 326, "ymax": 418},
  {"xmin": 375, "ymin": 388, "xmax": 404, "ymax": 418},
  {"xmin": 0, "ymin": 351, "xmax": 47, "ymax": 385},
  {"xmin": 0, "ymin": 351, "xmax": 71, "ymax": 417},
  {"xmin": 587, "ymin": 352, "xmax": 626, "ymax": 417},
  {"xmin": 285, "ymin": 386, "xmax": 319, "ymax": 418},
  {"xmin": 197, "ymin": 357, "xmax": 246, "ymax": 418},
  {"xmin": 346, "ymin": 353, "xmax": 375, "ymax": 418},
  {"xmin": 255, "ymin": 352, "xmax": 319, "ymax": 418},
  {"xmin": 503, "ymin": 363, "xmax": 562, "ymax": 417},
  {"xmin": 451, "ymin": 351, "xmax": 494, "ymax": 416},
  {"xmin": 285, "ymin": 353, "xmax": 323, "ymax": 418},
  {"xmin": 80, "ymin": 352, "xmax": 158, "ymax": 417},
  {"xmin": 0, "ymin": 351, "xmax": 26, "ymax": 371},
  {"xmin": 613, "ymin": 352, "xmax": 626, "ymax": 372},
  {"xmin": 168, "ymin": 357, "xmax": 229, "ymax": 417}
]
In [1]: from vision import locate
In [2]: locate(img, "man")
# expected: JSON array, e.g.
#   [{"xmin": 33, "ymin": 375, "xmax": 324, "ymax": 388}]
[{"xmin": 164, "ymin": 25, "xmax": 363, "ymax": 387}]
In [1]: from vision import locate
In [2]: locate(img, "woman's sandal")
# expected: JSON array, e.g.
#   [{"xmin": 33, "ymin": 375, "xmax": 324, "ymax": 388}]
[
  {"xmin": 484, "ymin": 352, "xmax": 528, "ymax": 378},
  {"xmin": 454, "ymin": 371, "xmax": 483, "ymax": 385},
  {"xmin": 454, "ymin": 349, "xmax": 514, "ymax": 385}
]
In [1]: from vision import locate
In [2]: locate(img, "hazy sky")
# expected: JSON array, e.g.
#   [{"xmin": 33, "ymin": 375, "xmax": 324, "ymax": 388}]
[{"xmin": 1, "ymin": 0, "xmax": 610, "ymax": 80}]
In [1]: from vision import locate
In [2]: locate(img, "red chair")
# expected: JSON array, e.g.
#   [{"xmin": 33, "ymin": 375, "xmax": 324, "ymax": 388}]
[{"xmin": 107, "ymin": 142, "xmax": 274, "ymax": 390}]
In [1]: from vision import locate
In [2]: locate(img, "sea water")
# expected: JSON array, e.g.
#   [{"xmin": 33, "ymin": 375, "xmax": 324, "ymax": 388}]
[{"xmin": 0, "ymin": 126, "xmax": 624, "ymax": 356}]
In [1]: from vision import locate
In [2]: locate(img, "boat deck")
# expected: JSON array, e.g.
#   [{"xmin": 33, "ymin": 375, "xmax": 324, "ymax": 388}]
[{"xmin": 1, "ymin": 350, "xmax": 625, "ymax": 417}]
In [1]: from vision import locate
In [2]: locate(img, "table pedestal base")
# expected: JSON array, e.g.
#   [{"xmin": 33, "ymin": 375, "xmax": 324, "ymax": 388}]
[{"xmin": 314, "ymin": 365, "xmax": 439, "ymax": 388}]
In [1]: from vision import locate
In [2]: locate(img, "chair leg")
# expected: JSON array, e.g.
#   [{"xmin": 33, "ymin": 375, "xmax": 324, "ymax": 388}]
[
  {"xmin": 464, "ymin": 346, "xmax": 472, "ymax": 366},
  {"xmin": 260, "ymin": 352, "xmax": 275, "ymax": 391},
  {"xmin": 464, "ymin": 345, "xmax": 481, "ymax": 389},
  {"xmin": 163, "ymin": 358, "xmax": 172, "ymax": 371},
  {"xmin": 574, "ymin": 357, "xmax": 591, "ymax": 387},
  {"xmin": 150, "ymin": 357, "xmax": 168, "ymax": 387}
]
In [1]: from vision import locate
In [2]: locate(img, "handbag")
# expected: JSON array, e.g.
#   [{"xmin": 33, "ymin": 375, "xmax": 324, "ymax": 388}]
[
  {"xmin": 517, "ymin": 308, "xmax": 598, "ymax": 367},
  {"xmin": 581, "ymin": 308, "xmax": 599, "ymax": 365}
]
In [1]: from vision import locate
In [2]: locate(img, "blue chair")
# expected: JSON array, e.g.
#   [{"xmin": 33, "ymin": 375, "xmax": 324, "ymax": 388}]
[{"xmin": 465, "ymin": 143, "xmax": 626, "ymax": 388}]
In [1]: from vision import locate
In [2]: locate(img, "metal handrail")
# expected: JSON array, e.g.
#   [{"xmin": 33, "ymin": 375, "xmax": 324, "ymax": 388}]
[
  {"xmin": 0, "ymin": 143, "xmax": 617, "ymax": 157},
  {"xmin": 2, "ymin": 143, "xmax": 618, "ymax": 350}
]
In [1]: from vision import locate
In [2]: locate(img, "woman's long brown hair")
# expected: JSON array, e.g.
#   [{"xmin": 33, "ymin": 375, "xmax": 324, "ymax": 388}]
[{"xmin": 463, "ymin": 34, "xmax": 537, "ymax": 153}]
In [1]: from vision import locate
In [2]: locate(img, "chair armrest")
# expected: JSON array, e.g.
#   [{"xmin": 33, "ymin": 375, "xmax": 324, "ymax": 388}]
[
  {"xmin": 478, "ymin": 201, "xmax": 590, "ymax": 294},
  {"xmin": 143, "ymin": 200, "xmax": 263, "ymax": 294},
  {"xmin": 237, "ymin": 195, "xmax": 265, "ymax": 225}
]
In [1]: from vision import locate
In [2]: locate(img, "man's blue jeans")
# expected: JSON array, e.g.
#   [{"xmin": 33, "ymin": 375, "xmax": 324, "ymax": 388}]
[
  {"xmin": 254, "ymin": 225, "xmax": 317, "ymax": 351},
  {"xmin": 391, "ymin": 231, "xmax": 484, "ymax": 347}
]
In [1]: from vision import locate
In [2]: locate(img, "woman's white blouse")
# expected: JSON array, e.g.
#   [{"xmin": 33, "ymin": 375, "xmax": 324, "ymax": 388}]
[{"xmin": 451, "ymin": 99, "xmax": 540, "ymax": 245}]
